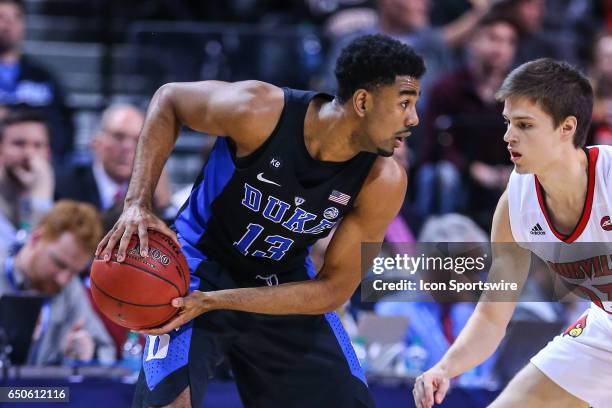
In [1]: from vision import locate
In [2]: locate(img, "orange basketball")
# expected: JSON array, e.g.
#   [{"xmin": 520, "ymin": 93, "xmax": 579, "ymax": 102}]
[{"xmin": 90, "ymin": 230, "xmax": 190, "ymax": 330}]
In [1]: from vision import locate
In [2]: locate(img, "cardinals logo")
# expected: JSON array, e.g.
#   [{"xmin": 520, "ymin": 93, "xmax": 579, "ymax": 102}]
[{"xmin": 563, "ymin": 314, "xmax": 588, "ymax": 338}]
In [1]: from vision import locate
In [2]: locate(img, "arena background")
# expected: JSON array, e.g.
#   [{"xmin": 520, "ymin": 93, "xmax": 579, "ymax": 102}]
[{"xmin": 0, "ymin": 0, "xmax": 610, "ymax": 407}]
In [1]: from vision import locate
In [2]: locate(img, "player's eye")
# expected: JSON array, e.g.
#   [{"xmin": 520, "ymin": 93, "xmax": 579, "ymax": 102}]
[{"xmin": 401, "ymin": 100, "xmax": 410, "ymax": 109}]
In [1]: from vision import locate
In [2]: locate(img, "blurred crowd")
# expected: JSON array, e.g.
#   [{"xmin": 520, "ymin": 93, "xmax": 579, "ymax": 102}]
[{"xmin": 0, "ymin": 0, "xmax": 606, "ymax": 389}]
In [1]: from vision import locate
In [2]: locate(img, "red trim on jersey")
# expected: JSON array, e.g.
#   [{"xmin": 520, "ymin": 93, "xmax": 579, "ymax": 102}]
[{"xmin": 534, "ymin": 147, "xmax": 599, "ymax": 243}]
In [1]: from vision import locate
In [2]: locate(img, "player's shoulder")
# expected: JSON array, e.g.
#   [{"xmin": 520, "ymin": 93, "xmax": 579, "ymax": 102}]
[
  {"xmin": 224, "ymin": 80, "xmax": 284, "ymax": 116},
  {"xmin": 587, "ymin": 144, "xmax": 612, "ymax": 181},
  {"xmin": 370, "ymin": 156, "xmax": 407, "ymax": 187},
  {"xmin": 212, "ymin": 81, "xmax": 285, "ymax": 145},
  {"xmin": 589, "ymin": 144, "xmax": 612, "ymax": 163},
  {"xmin": 356, "ymin": 157, "xmax": 407, "ymax": 207}
]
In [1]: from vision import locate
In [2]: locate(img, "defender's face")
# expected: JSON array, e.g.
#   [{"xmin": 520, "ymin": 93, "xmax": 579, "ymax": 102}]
[
  {"xmin": 502, "ymin": 96, "xmax": 563, "ymax": 174},
  {"xmin": 365, "ymin": 75, "xmax": 420, "ymax": 157}
]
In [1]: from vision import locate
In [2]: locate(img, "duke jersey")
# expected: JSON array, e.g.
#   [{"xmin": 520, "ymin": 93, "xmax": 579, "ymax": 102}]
[
  {"xmin": 174, "ymin": 88, "xmax": 377, "ymax": 277},
  {"xmin": 507, "ymin": 145, "xmax": 612, "ymax": 314}
]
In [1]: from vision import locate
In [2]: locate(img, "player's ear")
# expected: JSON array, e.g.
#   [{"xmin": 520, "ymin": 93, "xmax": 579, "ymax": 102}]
[
  {"xmin": 559, "ymin": 116, "xmax": 577, "ymax": 142},
  {"xmin": 352, "ymin": 89, "xmax": 369, "ymax": 117}
]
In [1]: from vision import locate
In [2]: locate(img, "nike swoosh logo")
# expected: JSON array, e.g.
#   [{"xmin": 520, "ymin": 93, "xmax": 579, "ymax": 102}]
[{"xmin": 256, "ymin": 172, "xmax": 281, "ymax": 187}]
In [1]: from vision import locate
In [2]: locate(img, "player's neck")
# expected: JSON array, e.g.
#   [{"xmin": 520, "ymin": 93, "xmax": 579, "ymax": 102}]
[
  {"xmin": 535, "ymin": 147, "xmax": 588, "ymax": 208},
  {"xmin": 303, "ymin": 98, "xmax": 362, "ymax": 162}
]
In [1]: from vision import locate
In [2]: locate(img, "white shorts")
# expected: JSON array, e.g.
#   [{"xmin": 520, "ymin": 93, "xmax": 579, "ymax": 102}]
[{"xmin": 530, "ymin": 304, "xmax": 612, "ymax": 408}]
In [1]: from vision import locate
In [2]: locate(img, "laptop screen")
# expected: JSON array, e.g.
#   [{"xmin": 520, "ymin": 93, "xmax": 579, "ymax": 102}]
[{"xmin": 0, "ymin": 294, "xmax": 45, "ymax": 365}]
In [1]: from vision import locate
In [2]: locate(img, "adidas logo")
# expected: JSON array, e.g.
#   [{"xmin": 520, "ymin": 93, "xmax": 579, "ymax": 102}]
[{"xmin": 530, "ymin": 223, "xmax": 545, "ymax": 235}]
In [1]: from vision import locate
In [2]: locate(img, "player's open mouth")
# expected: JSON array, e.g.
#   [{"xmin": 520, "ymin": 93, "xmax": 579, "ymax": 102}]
[{"xmin": 510, "ymin": 151, "xmax": 522, "ymax": 162}]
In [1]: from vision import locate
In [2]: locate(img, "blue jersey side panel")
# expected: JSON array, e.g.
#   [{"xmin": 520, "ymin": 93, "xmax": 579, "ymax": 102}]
[{"xmin": 175, "ymin": 138, "xmax": 235, "ymax": 271}]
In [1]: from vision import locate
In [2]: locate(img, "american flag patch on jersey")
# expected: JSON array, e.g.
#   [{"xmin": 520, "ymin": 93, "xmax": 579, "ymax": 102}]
[{"xmin": 328, "ymin": 190, "xmax": 351, "ymax": 205}]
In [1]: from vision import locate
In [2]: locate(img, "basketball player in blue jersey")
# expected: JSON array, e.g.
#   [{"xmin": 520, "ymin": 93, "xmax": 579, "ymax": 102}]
[{"xmin": 97, "ymin": 34, "xmax": 425, "ymax": 407}]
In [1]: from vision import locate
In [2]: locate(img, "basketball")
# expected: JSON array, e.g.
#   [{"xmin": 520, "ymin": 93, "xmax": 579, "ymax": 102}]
[{"xmin": 90, "ymin": 230, "xmax": 190, "ymax": 330}]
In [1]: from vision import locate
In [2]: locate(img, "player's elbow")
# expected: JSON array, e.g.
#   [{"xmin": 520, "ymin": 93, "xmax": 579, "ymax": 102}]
[{"xmin": 155, "ymin": 83, "xmax": 180, "ymax": 110}]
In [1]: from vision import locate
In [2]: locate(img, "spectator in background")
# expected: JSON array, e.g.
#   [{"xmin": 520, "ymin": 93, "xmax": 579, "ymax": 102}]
[
  {"xmin": 55, "ymin": 103, "xmax": 174, "ymax": 224},
  {"xmin": 417, "ymin": 12, "xmax": 518, "ymax": 230},
  {"xmin": 590, "ymin": 31, "xmax": 612, "ymax": 83},
  {"xmin": 0, "ymin": 108, "xmax": 53, "ymax": 252},
  {"xmin": 0, "ymin": 200, "xmax": 115, "ymax": 365},
  {"xmin": 0, "ymin": 0, "xmax": 73, "ymax": 160},
  {"xmin": 376, "ymin": 214, "xmax": 496, "ymax": 386},
  {"xmin": 591, "ymin": 76, "xmax": 612, "ymax": 146},
  {"xmin": 493, "ymin": 0, "xmax": 578, "ymax": 67},
  {"xmin": 320, "ymin": 0, "xmax": 494, "ymax": 105},
  {"xmin": 587, "ymin": 32, "xmax": 612, "ymax": 145}
]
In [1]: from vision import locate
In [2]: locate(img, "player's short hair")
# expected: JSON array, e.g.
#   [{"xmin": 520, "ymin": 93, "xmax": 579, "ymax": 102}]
[
  {"xmin": 0, "ymin": 108, "xmax": 49, "ymax": 142},
  {"xmin": 495, "ymin": 58, "xmax": 593, "ymax": 147},
  {"xmin": 38, "ymin": 200, "xmax": 102, "ymax": 255},
  {"xmin": 334, "ymin": 34, "xmax": 426, "ymax": 104}
]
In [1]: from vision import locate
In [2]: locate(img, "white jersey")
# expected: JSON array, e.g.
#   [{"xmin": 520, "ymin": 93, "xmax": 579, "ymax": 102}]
[
  {"xmin": 508, "ymin": 145, "xmax": 612, "ymax": 314},
  {"xmin": 507, "ymin": 145, "xmax": 612, "ymax": 407}
]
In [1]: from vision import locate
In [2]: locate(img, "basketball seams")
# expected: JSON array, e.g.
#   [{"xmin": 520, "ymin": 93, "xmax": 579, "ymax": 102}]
[
  {"xmin": 116, "ymin": 258, "xmax": 182, "ymax": 298},
  {"xmin": 91, "ymin": 279, "xmax": 176, "ymax": 308}
]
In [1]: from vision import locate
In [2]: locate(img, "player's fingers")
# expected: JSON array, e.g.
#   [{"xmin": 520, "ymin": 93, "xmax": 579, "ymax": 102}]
[
  {"xmin": 116, "ymin": 225, "xmax": 135, "ymax": 262},
  {"xmin": 414, "ymin": 378, "xmax": 424, "ymax": 408},
  {"xmin": 171, "ymin": 297, "xmax": 184, "ymax": 308},
  {"xmin": 422, "ymin": 376, "xmax": 435, "ymax": 408},
  {"xmin": 95, "ymin": 230, "xmax": 111, "ymax": 256},
  {"xmin": 415, "ymin": 376, "xmax": 433, "ymax": 408},
  {"xmin": 412, "ymin": 387, "xmax": 423, "ymax": 408},
  {"xmin": 142, "ymin": 314, "xmax": 188, "ymax": 335},
  {"xmin": 434, "ymin": 378, "xmax": 450, "ymax": 404},
  {"xmin": 137, "ymin": 223, "xmax": 149, "ymax": 257},
  {"xmin": 100, "ymin": 227, "xmax": 123, "ymax": 262}
]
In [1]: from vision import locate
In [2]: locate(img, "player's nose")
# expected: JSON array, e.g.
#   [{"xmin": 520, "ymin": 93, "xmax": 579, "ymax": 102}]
[
  {"xmin": 503, "ymin": 127, "xmax": 518, "ymax": 143},
  {"xmin": 405, "ymin": 109, "xmax": 419, "ymax": 127}
]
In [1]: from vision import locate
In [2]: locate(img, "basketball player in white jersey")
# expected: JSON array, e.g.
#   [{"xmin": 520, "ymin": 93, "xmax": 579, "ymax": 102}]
[{"xmin": 413, "ymin": 58, "xmax": 612, "ymax": 408}]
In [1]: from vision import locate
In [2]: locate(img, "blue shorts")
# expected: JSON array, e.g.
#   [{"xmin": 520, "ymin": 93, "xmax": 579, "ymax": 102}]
[{"xmin": 131, "ymin": 258, "xmax": 374, "ymax": 408}]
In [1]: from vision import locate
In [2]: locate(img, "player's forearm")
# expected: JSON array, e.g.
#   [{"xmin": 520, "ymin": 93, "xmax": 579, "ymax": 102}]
[
  {"xmin": 435, "ymin": 305, "xmax": 509, "ymax": 377},
  {"xmin": 203, "ymin": 278, "xmax": 350, "ymax": 315},
  {"xmin": 125, "ymin": 85, "xmax": 181, "ymax": 207}
]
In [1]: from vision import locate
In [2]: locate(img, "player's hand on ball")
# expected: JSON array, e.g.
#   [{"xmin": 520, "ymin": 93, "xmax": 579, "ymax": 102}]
[
  {"xmin": 96, "ymin": 203, "xmax": 178, "ymax": 263},
  {"xmin": 413, "ymin": 366, "xmax": 450, "ymax": 408},
  {"xmin": 137, "ymin": 290, "xmax": 212, "ymax": 335}
]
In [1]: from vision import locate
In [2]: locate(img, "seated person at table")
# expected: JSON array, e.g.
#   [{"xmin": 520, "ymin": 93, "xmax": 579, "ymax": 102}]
[{"xmin": 0, "ymin": 200, "xmax": 115, "ymax": 365}]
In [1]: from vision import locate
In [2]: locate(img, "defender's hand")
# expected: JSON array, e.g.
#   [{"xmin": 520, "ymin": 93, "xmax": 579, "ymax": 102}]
[
  {"xmin": 413, "ymin": 366, "xmax": 450, "ymax": 408},
  {"xmin": 137, "ymin": 290, "xmax": 212, "ymax": 335},
  {"xmin": 95, "ymin": 203, "xmax": 178, "ymax": 263}
]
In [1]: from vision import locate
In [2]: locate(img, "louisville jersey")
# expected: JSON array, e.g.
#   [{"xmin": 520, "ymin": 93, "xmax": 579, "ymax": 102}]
[
  {"xmin": 174, "ymin": 88, "xmax": 377, "ymax": 277},
  {"xmin": 508, "ymin": 145, "xmax": 612, "ymax": 314}
]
